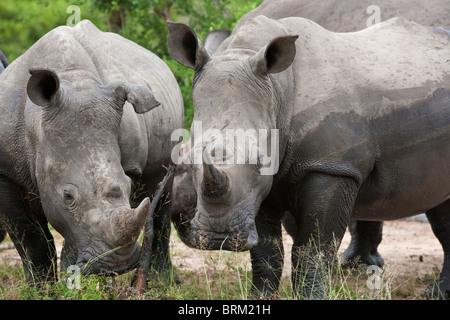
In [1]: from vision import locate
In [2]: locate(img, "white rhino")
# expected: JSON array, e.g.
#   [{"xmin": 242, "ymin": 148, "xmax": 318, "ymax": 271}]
[
  {"xmin": 0, "ymin": 20, "xmax": 183, "ymax": 284},
  {"xmin": 168, "ymin": 15, "xmax": 450, "ymax": 299},
  {"xmin": 171, "ymin": 0, "xmax": 450, "ymax": 296}
]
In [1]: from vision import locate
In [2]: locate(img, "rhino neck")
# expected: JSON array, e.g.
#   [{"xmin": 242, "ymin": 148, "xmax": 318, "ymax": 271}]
[
  {"xmin": 269, "ymin": 68, "xmax": 295, "ymax": 182},
  {"xmin": 22, "ymin": 103, "xmax": 43, "ymax": 195},
  {"xmin": 0, "ymin": 67, "xmax": 39, "ymax": 195}
]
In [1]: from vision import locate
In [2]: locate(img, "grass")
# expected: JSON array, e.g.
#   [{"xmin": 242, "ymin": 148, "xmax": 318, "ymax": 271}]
[{"xmin": 0, "ymin": 227, "xmax": 441, "ymax": 300}]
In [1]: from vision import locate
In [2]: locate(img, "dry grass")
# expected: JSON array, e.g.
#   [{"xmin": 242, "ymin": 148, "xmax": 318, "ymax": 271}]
[{"xmin": 0, "ymin": 221, "xmax": 444, "ymax": 300}]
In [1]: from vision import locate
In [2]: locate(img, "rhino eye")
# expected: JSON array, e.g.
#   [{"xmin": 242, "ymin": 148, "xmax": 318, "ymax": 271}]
[{"xmin": 63, "ymin": 184, "xmax": 78, "ymax": 205}]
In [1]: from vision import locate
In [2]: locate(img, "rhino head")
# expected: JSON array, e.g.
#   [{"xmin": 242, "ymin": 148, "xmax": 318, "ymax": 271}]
[
  {"xmin": 27, "ymin": 68, "xmax": 159, "ymax": 275},
  {"xmin": 168, "ymin": 22, "xmax": 297, "ymax": 251}
]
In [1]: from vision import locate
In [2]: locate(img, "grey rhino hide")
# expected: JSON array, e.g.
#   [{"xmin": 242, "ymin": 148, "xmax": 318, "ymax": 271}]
[
  {"xmin": 168, "ymin": 15, "xmax": 450, "ymax": 298},
  {"xmin": 215, "ymin": 0, "xmax": 450, "ymax": 54},
  {"xmin": 175, "ymin": 0, "xmax": 450, "ymax": 274}
]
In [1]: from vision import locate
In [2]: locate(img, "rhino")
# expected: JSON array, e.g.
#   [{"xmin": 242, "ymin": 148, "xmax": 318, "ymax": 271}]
[
  {"xmin": 0, "ymin": 20, "xmax": 183, "ymax": 285},
  {"xmin": 167, "ymin": 16, "xmax": 450, "ymax": 299},
  {"xmin": 173, "ymin": 0, "xmax": 450, "ymax": 272},
  {"xmin": 203, "ymin": 30, "xmax": 230, "ymax": 55},
  {"xmin": 216, "ymin": 0, "xmax": 450, "ymax": 55},
  {"xmin": 0, "ymin": 49, "xmax": 8, "ymax": 73}
]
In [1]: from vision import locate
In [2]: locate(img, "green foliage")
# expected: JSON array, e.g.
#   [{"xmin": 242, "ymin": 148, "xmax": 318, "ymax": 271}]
[
  {"xmin": 0, "ymin": 0, "xmax": 107, "ymax": 62},
  {"xmin": 89, "ymin": 0, "xmax": 262, "ymax": 57}
]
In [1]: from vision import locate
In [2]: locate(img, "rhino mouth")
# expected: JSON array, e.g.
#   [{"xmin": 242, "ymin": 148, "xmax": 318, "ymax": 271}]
[
  {"xmin": 76, "ymin": 242, "xmax": 141, "ymax": 276},
  {"xmin": 188, "ymin": 205, "xmax": 259, "ymax": 251},
  {"xmin": 189, "ymin": 226, "xmax": 258, "ymax": 251}
]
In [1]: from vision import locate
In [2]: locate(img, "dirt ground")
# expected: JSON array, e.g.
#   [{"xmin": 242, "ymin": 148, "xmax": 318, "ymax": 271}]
[
  {"xmin": 0, "ymin": 217, "xmax": 444, "ymax": 299},
  {"xmin": 341, "ymin": 217, "xmax": 443, "ymax": 298}
]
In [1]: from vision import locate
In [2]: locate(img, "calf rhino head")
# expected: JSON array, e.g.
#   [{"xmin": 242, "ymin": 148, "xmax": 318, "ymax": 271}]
[
  {"xmin": 168, "ymin": 22, "xmax": 297, "ymax": 251},
  {"xmin": 27, "ymin": 68, "xmax": 159, "ymax": 274}
]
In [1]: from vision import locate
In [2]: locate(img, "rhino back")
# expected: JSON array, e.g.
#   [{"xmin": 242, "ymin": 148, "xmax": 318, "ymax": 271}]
[
  {"xmin": 216, "ymin": 0, "xmax": 450, "ymax": 54},
  {"xmin": 282, "ymin": 16, "xmax": 450, "ymax": 137},
  {"xmin": 242, "ymin": 0, "xmax": 450, "ymax": 31}
]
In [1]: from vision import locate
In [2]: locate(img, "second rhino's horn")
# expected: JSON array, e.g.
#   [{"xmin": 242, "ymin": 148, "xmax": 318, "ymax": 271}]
[{"xmin": 202, "ymin": 147, "xmax": 229, "ymax": 198}]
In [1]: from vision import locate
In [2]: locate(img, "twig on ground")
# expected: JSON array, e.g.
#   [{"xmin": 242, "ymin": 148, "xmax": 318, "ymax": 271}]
[{"xmin": 133, "ymin": 164, "xmax": 174, "ymax": 294}]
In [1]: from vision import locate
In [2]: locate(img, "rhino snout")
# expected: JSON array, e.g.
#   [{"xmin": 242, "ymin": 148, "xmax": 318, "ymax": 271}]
[
  {"xmin": 104, "ymin": 181, "xmax": 125, "ymax": 199},
  {"xmin": 189, "ymin": 212, "xmax": 258, "ymax": 251},
  {"xmin": 76, "ymin": 242, "xmax": 142, "ymax": 275},
  {"xmin": 72, "ymin": 197, "xmax": 149, "ymax": 275}
]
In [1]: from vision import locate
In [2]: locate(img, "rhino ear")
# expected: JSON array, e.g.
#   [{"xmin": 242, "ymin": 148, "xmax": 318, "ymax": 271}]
[
  {"xmin": 113, "ymin": 82, "xmax": 160, "ymax": 114},
  {"xmin": 249, "ymin": 35, "xmax": 298, "ymax": 76},
  {"xmin": 167, "ymin": 21, "xmax": 210, "ymax": 71},
  {"xmin": 27, "ymin": 69, "xmax": 60, "ymax": 106}
]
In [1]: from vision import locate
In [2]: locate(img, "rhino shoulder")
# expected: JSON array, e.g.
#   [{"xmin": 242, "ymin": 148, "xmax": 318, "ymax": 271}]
[
  {"xmin": 73, "ymin": 19, "xmax": 101, "ymax": 33},
  {"xmin": 228, "ymin": 15, "xmax": 302, "ymax": 52}
]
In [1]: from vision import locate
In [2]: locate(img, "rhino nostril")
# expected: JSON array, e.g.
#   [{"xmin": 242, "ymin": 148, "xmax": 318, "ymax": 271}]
[{"xmin": 106, "ymin": 181, "xmax": 123, "ymax": 198}]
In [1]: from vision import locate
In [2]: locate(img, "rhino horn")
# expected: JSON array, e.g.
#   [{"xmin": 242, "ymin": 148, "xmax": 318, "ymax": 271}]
[
  {"xmin": 202, "ymin": 147, "xmax": 229, "ymax": 198},
  {"xmin": 112, "ymin": 197, "xmax": 150, "ymax": 245}
]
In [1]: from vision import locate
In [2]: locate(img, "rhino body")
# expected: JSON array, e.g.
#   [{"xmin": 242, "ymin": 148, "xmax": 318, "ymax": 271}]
[
  {"xmin": 168, "ymin": 16, "xmax": 450, "ymax": 299},
  {"xmin": 215, "ymin": 0, "xmax": 450, "ymax": 54},
  {"xmin": 0, "ymin": 20, "xmax": 183, "ymax": 283},
  {"xmin": 173, "ymin": 0, "xmax": 450, "ymax": 273}
]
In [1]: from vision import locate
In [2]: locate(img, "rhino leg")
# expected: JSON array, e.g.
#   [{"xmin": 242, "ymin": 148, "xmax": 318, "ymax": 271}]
[
  {"xmin": 284, "ymin": 213, "xmax": 385, "ymax": 268},
  {"xmin": 342, "ymin": 220, "xmax": 384, "ymax": 267},
  {"xmin": 250, "ymin": 203, "xmax": 284, "ymax": 298},
  {"xmin": 425, "ymin": 199, "xmax": 450, "ymax": 300},
  {"xmin": 0, "ymin": 178, "xmax": 57, "ymax": 285},
  {"xmin": 290, "ymin": 173, "xmax": 359, "ymax": 299}
]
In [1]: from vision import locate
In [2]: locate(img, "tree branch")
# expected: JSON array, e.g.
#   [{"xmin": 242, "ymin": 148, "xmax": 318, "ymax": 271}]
[{"xmin": 133, "ymin": 164, "xmax": 174, "ymax": 294}]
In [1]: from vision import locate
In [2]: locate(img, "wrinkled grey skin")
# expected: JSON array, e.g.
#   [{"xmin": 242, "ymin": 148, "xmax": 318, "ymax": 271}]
[
  {"xmin": 176, "ymin": 0, "xmax": 450, "ymax": 273},
  {"xmin": 0, "ymin": 20, "xmax": 183, "ymax": 284},
  {"xmin": 168, "ymin": 16, "xmax": 450, "ymax": 299}
]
